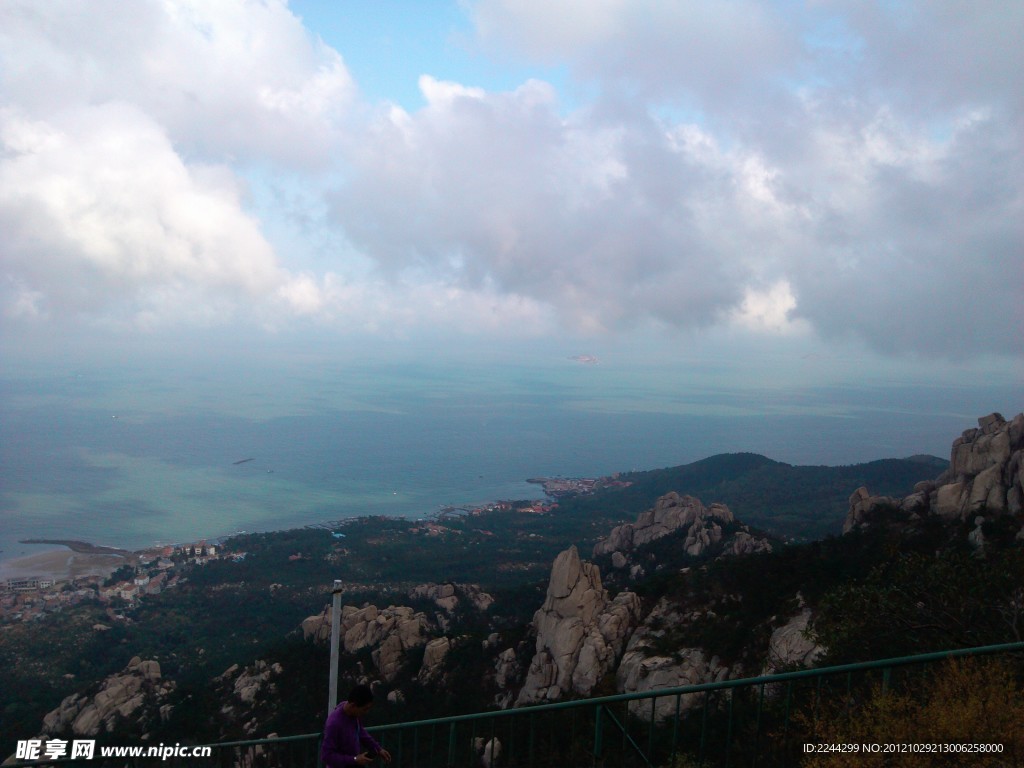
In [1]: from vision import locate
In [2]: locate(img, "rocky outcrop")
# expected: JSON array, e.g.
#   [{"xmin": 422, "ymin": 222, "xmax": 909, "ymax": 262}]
[
  {"xmin": 724, "ymin": 530, "xmax": 773, "ymax": 557},
  {"xmin": 494, "ymin": 647, "xmax": 521, "ymax": 690},
  {"xmin": 515, "ymin": 546, "xmax": 642, "ymax": 705},
  {"xmin": 41, "ymin": 657, "xmax": 173, "ymax": 738},
  {"xmin": 408, "ymin": 583, "xmax": 494, "ymax": 613},
  {"xmin": 229, "ymin": 660, "xmax": 283, "ymax": 705},
  {"xmin": 615, "ymin": 598, "xmax": 728, "ymax": 721},
  {"xmin": 595, "ymin": 493, "xmax": 733, "ymax": 556},
  {"xmin": 845, "ymin": 412, "xmax": 1024, "ymax": 533},
  {"xmin": 763, "ymin": 600, "xmax": 823, "ymax": 674},
  {"xmin": 844, "ymin": 486, "xmax": 904, "ymax": 533},
  {"xmin": 408, "ymin": 583, "xmax": 494, "ymax": 631},
  {"xmin": 215, "ymin": 660, "xmax": 285, "ymax": 735},
  {"xmin": 301, "ymin": 603, "xmax": 431, "ymax": 681},
  {"xmin": 417, "ymin": 637, "xmax": 452, "ymax": 684},
  {"xmin": 595, "ymin": 493, "xmax": 770, "ymax": 563}
]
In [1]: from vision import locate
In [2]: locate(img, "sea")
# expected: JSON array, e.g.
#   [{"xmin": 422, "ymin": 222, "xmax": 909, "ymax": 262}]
[{"xmin": 1, "ymin": 351, "xmax": 1020, "ymax": 573}]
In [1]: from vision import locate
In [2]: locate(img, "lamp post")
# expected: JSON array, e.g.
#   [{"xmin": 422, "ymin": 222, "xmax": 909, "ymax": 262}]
[{"xmin": 328, "ymin": 579, "xmax": 342, "ymax": 712}]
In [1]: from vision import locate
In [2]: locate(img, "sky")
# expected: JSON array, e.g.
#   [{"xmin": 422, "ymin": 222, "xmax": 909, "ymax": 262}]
[{"xmin": 0, "ymin": 0, "xmax": 1022, "ymax": 391}]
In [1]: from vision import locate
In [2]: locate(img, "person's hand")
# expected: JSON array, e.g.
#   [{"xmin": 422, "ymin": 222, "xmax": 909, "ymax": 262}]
[
  {"xmin": 377, "ymin": 748, "xmax": 392, "ymax": 763},
  {"xmin": 354, "ymin": 752, "xmax": 374, "ymax": 765}
]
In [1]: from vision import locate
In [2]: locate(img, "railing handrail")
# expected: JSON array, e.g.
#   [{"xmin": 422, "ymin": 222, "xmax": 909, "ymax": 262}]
[
  {"xmin": 8, "ymin": 639, "xmax": 1024, "ymax": 766},
  {"xmin": 362, "ymin": 639, "xmax": 1024, "ymax": 732}
]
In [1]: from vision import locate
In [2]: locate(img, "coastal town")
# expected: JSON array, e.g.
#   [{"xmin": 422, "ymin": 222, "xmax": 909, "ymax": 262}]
[
  {"xmin": 0, "ymin": 542, "xmax": 234, "ymax": 625},
  {"xmin": 0, "ymin": 474, "xmax": 630, "ymax": 625}
]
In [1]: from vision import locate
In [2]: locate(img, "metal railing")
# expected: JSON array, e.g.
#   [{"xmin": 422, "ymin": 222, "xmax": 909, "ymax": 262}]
[{"xmin": 10, "ymin": 640, "xmax": 1024, "ymax": 768}]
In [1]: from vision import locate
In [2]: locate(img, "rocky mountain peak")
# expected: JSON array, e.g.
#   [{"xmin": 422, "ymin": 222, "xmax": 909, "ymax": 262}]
[
  {"xmin": 514, "ymin": 546, "xmax": 641, "ymax": 706},
  {"xmin": 845, "ymin": 411, "xmax": 1024, "ymax": 533},
  {"xmin": 593, "ymin": 492, "xmax": 770, "ymax": 567}
]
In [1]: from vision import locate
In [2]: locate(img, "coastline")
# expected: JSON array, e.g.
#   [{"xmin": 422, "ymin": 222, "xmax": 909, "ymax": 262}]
[
  {"xmin": 0, "ymin": 548, "xmax": 129, "ymax": 582},
  {"xmin": 0, "ymin": 478, "xmax": 578, "ymax": 584},
  {"xmin": 20, "ymin": 539, "xmax": 131, "ymax": 557}
]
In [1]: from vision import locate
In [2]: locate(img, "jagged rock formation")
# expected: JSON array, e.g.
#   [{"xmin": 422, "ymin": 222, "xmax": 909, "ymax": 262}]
[
  {"xmin": 41, "ymin": 657, "xmax": 173, "ymax": 738},
  {"xmin": 515, "ymin": 546, "xmax": 642, "ymax": 705},
  {"xmin": 594, "ymin": 492, "xmax": 771, "ymax": 563},
  {"xmin": 408, "ymin": 583, "xmax": 494, "ymax": 613},
  {"xmin": 594, "ymin": 493, "xmax": 731, "ymax": 556},
  {"xmin": 845, "ymin": 412, "xmax": 1024, "ymax": 533},
  {"xmin": 215, "ymin": 660, "xmax": 285, "ymax": 736},
  {"xmin": 493, "ymin": 648, "xmax": 521, "ymax": 690},
  {"xmin": 615, "ymin": 598, "xmax": 728, "ymax": 721},
  {"xmin": 417, "ymin": 637, "xmax": 452, "ymax": 684},
  {"xmin": 408, "ymin": 583, "xmax": 494, "ymax": 632},
  {"xmin": 300, "ymin": 604, "xmax": 431, "ymax": 681},
  {"xmin": 231, "ymin": 660, "xmax": 283, "ymax": 704},
  {"xmin": 763, "ymin": 599, "xmax": 823, "ymax": 674}
]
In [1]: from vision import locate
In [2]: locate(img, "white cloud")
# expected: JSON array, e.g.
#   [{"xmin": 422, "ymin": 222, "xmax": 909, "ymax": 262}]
[
  {"xmin": 470, "ymin": 0, "xmax": 799, "ymax": 108},
  {"xmin": 0, "ymin": 0, "xmax": 1020, "ymax": 360},
  {"xmin": 333, "ymin": 79, "xmax": 789, "ymax": 334},
  {"xmin": 730, "ymin": 281, "xmax": 808, "ymax": 335},
  {"xmin": 0, "ymin": 0, "xmax": 355, "ymax": 167},
  {"xmin": 0, "ymin": 0, "xmax": 357, "ymax": 327},
  {"xmin": 0, "ymin": 104, "xmax": 284, "ymax": 322}
]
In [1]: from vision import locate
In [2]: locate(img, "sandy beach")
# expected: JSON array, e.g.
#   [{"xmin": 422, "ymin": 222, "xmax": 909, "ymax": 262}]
[{"xmin": 0, "ymin": 549, "xmax": 129, "ymax": 582}]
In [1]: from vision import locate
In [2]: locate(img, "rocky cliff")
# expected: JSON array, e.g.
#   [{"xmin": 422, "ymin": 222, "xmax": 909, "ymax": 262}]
[
  {"xmin": 515, "ymin": 546, "xmax": 642, "ymax": 705},
  {"xmin": 301, "ymin": 603, "xmax": 431, "ymax": 681},
  {"xmin": 513, "ymin": 494, "xmax": 812, "ymax": 713},
  {"xmin": 215, "ymin": 659, "xmax": 284, "ymax": 736},
  {"xmin": 594, "ymin": 492, "xmax": 772, "ymax": 574},
  {"xmin": 845, "ymin": 412, "xmax": 1024, "ymax": 533},
  {"xmin": 40, "ymin": 657, "xmax": 173, "ymax": 739},
  {"xmin": 614, "ymin": 597, "xmax": 730, "ymax": 721}
]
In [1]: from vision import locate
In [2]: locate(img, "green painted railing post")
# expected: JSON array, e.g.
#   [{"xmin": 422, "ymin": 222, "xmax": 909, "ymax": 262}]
[
  {"xmin": 571, "ymin": 707, "xmax": 577, "ymax": 762},
  {"xmin": 813, "ymin": 674, "xmax": 823, "ymax": 728},
  {"xmin": 648, "ymin": 696, "xmax": 656, "ymax": 758},
  {"xmin": 447, "ymin": 721, "xmax": 456, "ymax": 767},
  {"xmin": 621, "ymin": 701, "xmax": 627, "ymax": 758},
  {"xmin": 725, "ymin": 688, "xmax": 735, "ymax": 768},
  {"xmin": 671, "ymin": 693, "xmax": 681, "ymax": 762},
  {"xmin": 699, "ymin": 691, "xmax": 710, "ymax": 764},
  {"xmin": 529, "ymin": 711, "xmax": 537, "ymax": 765},
  {"xmin": 593, "ymin": 704, "xmax": 604, "ymax": 766},
  {"xmin": 753, "ymin": 682, "xmax": 765, "ymax": 768},
  {"xmin": 882, "ymin": 666, "xmax": 891, "ymax": 695},
  {"xmin": 845, "ymin": 671, "xmax": 853, "ymax": 719},
  {"xmin": 508, "ymin": 712, "xmax": 517, "ymax": 765}
]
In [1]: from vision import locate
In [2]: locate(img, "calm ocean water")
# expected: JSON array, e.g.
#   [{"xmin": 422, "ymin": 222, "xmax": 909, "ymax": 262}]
[{"xmin": 1, "ymin": 355, "xmax": 1018, "ymax": 567}]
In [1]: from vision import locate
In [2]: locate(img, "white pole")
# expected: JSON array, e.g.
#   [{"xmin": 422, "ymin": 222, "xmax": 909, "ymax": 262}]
[{"xmin": 328, "ymin": 579, "xmax": 342, "ymax": 712}]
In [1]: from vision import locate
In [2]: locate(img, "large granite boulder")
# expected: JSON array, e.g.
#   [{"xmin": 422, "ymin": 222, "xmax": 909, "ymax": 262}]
[
  {"xmin": 763, "ymin": 600, "xmax": 823, "ymax": 674},
  {"xmin": 417, "ymin": 637, "xmax": 452, "ymax": 683},
  {"xmin": 516, "ymin": 546, "xmax": 641, "ymax": 705}
]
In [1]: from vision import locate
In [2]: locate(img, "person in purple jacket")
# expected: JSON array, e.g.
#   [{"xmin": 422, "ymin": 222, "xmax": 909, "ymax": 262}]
[{"xmin": 321, "ymin": 685, "xmax": 392, "ymax": 766}]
